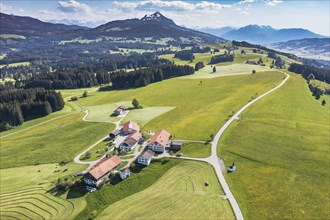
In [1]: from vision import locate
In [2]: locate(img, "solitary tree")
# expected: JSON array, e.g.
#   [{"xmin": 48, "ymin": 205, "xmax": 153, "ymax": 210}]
[
  {"xmin": 252, "ymin": 70, "xmax": 256, "ymax": 74},
  {"xmin": 322, "ymin": 100, "xmax": 326, "ymax": 106},
  {"xmin": 132, "ymin": 98, "xmax": 140, "ymax": 109},
  {"xmin": 82, "ymin": 91, "xmax": 88, "ymax": 97},
  {"xmin": 213, "ymin": 66, "xmax": 216, "ymax": 73}
]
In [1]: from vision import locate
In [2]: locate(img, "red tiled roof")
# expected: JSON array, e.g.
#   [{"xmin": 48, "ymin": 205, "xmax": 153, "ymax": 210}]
[
  {"xmin": 88, "ymin": 156, "xmax": 122, "ymax": 180},
  {"xmin": 148, "ymin": 129, "xmax": 171, "ymax": 147},
  {"xmin": 122, "ymin": 121, "xmax": 140, "ymax": 133},
  {"xmin": 124, "ymin": 132, "xmax": 141, "ymax": 146}
]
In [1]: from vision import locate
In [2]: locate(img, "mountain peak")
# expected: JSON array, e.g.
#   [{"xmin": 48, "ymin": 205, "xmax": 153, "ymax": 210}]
[{"xmin": 141, "ymin": 12, "xmax": 175, "ymax": 25}]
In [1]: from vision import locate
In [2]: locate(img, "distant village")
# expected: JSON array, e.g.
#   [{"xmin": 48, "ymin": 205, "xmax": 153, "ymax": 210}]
[{"xmin": 83, "ymin": 105, "xmax": 183, "ymax": 191}]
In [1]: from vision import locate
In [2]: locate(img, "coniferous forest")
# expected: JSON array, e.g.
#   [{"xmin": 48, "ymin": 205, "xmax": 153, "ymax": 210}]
[{"xmin": 0, "ymin": 86, "xmax": 64, "ymax": 130}]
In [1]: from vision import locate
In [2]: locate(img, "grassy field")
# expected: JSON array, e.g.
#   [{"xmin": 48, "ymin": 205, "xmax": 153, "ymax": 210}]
[
  {"xmin": 0, "ymin": 113, "xmax": 114, "ymax": 168},
  {"xmin": 123, "ymin": 106, "xmax": 175, "ymax": 126},
  {"xmin": 179, "ymin": 142, "xmax": 211, "ymax": 158},
  {"xmin": 0, "ymin": 163, "xmax": 87, "ymax": 220},
  {"xmin": 184, "ymin": 63, "xmax": 272, "ymax": 79},
  {"xmin": 218, "ymin": 72, "xmax": 330, "ymax": 219},
  {"xmin": 0, "ymin": 61, "xmax": 30, "ymax": 69},
  {"xmin": 76, "ymin": 72, "xmax": 283, "ymax": 141},
  {"xmin": 85, "ymin": 101, "xmax": 131, "ymax": 122},
  {"xmin": 75, "ymin": 159, "xmax": 184, "ymax": 220},
  {"xmin": 97, "ymin": 161, "xmax": 234, "ymax": 219}
]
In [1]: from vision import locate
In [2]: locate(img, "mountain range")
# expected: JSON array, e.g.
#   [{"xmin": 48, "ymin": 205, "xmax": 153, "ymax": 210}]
[
  {"xmin": 196, "ymin": 25, "xmax": 325, "ymax": 44},
  {"xmin": 0, "ymin": 12, "xmax": 224, "ymax": 45}
]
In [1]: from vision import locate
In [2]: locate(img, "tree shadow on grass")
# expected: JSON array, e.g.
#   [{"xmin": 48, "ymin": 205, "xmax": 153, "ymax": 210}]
[{"xmin": 67, "ymin": 181, "xmax": 88, "ymax": 199}]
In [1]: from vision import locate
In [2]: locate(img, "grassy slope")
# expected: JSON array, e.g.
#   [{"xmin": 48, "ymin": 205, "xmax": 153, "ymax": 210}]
[
  {"xmin": 77, "ymin": 72, "xmax": 283, "ymax": 141},
  {"xmin": 218, "ymin": 72, "xmax": 330, "ymax": 219},
  {"xmin": 0, "ymin": 113, "xmax": 114, "ymax": 168},
  {"xmin": 180, "ymin": 142, "xmax": 211, "ymax": 158},
  {"xmin": 97, "ymin": 161, "xmax": 234, "ymax": 220},
  {"xmin": 75, "ymin": 159, "xmax": 184, "ymax": 220}
]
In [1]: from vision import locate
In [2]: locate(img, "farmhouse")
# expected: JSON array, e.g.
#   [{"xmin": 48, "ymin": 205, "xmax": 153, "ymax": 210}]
[
  {"xmin": 170, "ymin": 141, "xmax": 183, "ymax": 151},
  {"xmin": 119, "ymin": 167, "xmax": 130, "ymax": 179},
  {"xmin": 147, "ymin": 129, "xmax": 171, "ymax": 153},
  {"xmin": 122, "ymin": 121, "xmax": 140, "ymax": 135},
  {"xmin": 119, "ymin": 131, "xmax": 142, "ymax": 151},
  {"xmin": 137, "ymin": 150, "xmax": 155, "ymax": 166},
  {"xmin": 113, "ymin": 106, "xmax": 127, "ymax": 116},
  {"xmin": 84, "ymin": 156, "xmax": 122, "ymax": 187}
]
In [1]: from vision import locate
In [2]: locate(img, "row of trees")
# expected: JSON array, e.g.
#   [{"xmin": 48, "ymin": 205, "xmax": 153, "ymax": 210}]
[
  {"xmin": 111, "ymin": 63, "xmax": 194, "ymax": 89},
  {"xmin": 174, "ymin": 50, "xmax": 195, "ymax": 61},
  {"xmin": 0, "ymin": 87, "xmax": 64, "ymax": 128},
  {"xmin": 195, "ymin": 62, "xmax": 205, "ymax": 71}
]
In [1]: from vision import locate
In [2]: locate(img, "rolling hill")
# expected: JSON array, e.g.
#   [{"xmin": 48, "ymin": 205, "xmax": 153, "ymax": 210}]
[{"xmin": 271, "ymin": 37, "xmax": 330, "ymax": 61}]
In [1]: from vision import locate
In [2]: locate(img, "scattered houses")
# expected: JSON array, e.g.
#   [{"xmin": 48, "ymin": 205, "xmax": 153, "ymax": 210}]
[
  {"xmin": 122, "ymin": 121, "xmax": 140, "ymax": 135},
  {"xmin": 119, "ymin": 167, "xmax": 130, "ymax": 179},
  {"xmin": 147, "ymin": 129, "xmax": 171, "ymax": 153},
  {"xmin": 84, "ymin": 155, "xmax": 122, "ymax": 187},
  {"xmin": 137, "ymin": 149, "xmax": 155, "ymax": 166},
  {"xmin": 119, "ymin": 131, "xmax": 142, "ymax": 151},
  {"xmin": 170, "ymin": 141, "xmax": 183, "ymax": 151}
]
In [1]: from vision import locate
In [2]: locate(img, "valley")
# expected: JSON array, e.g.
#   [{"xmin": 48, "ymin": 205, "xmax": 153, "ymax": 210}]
[{"xmin": 0, "ymin": 4, "xmax": 329, "ymax": 220}]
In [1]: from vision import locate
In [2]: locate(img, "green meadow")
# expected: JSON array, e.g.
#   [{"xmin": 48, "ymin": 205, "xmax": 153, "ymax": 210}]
[
  {"xmin": 97, "ymin": 161, "xmax": 234, "ymax": 220},
  {"xmin": 1, "ymin": 113, "xmax": 114, "ymax": 168},
  {"xmin": 218, "ymin": 72, "xmax": 330, "ymax": 219},
  {"xmin": 0, "ymin": 61, "xmax": 30, "ymax": 69},
  {"xmin": 77, "ymin": 72, "xmax": 283, "ymax": 140}
]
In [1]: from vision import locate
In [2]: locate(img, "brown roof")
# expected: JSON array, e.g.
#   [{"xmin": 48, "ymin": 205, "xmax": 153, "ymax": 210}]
[
  {"xmin": 120, "ymin": 167, "xmax": 130, "ymax": 173},
  {"xmin": 148, "ymin": 129, "xmax": 171, "ymax": 147},
  {"xmin": 124, "ymin": 132, "xmax": 141, "ymax": 146},
  {"xmin": 122, "ymin": 121, "xmax": 140, "ymax": 133},
  {"xmin": 88, "ymin": 156, "xmax": 122, "ymax": 180},
  {"xmin": 140, "ymin": 149, "xmax": 155, "ymax": 159}
]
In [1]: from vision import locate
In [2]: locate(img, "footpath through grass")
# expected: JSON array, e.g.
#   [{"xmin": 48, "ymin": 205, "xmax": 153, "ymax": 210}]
[
  {"xmin": 97, "ymin": 161, "xmax": 234, "ymax": 219},
  {"xmin": 218, "ymin": 72, "xmax": 330, "ymax": 219},
  {"xmin": 0, "ymin": 113, "xmax": 114, "ymax": 168}
]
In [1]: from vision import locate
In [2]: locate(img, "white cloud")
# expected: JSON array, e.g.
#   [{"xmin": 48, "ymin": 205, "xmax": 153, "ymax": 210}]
[
  {"xmin": 0, "ymin": 2, "xmax": 12, "ymax": 12},
  {"xmin": 19, "ymin": 8, "xmax": 25, "ymax": 13},
  {"xmin": 265, "ymin": 0, "xmax": 283, "ymax": 6},
  {"xmin": 241, "ymin": 11, "xmax": 250, "ymax": 15},
  {"xmin": 110, "ymin": 0, "xmax": 230, "ymax": 12},
  {"xmin": 57, "ymin": 0, "xmax": 93, "ymax": 14},
  {"xmin": 239, "ymin": 0, "xmax": 255, "ymax": 4}
]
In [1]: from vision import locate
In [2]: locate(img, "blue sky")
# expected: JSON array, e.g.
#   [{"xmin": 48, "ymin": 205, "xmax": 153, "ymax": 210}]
[{"xmin": 1, "ymin": 0, "xmax": 329, "ymax": 35}]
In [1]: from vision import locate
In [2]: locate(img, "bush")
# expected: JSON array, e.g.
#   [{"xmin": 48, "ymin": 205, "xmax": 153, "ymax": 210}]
[
  {"xmin": 70, "ymin": 96, "xmax": 78, "ymax": 101},
  {"xmin": 55, "ymin": 176, "xmax": 75, "ymax": 191},
  {"xmin": 252, "ymin": 70, "xmax": 256, "ymax": 74},
  {"xmin": 82, "ymin": 91, "xmax": 88, "ymax": 97}
]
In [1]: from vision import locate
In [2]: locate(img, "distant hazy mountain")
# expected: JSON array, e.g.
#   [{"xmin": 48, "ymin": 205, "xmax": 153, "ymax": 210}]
[
  {"xmin": 271, "ymin": 38, "xmax": 330, "ymax": 61},
  {"xmin": 196, "ymin": 24, "xmax": 325, "ymax": 45},
  {"xmin": 0, "ymin": 12, "xmax": 86, "ymax": 37},
  {"xmin": 195, "ymin": 26, "xmax": 236, "ymax": 36},
  {"xmin": 46, "ymin": 19, "xmax": 96, "ymax": 28}
]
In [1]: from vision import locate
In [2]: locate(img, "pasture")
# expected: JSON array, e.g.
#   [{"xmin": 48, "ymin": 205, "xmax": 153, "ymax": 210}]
[
  {"xmin": 218, "ymin": 72, "xmax": 330, "ymax": 219},
  {"xmin": 0, "ymin": 113, "xmax": 114, "ymax": 168},
  {"xmin": 96, "ymin": 161, "xmax": 234, "ymax": 220},
  {"xmin": 184, "ymin": 63, "xmax": 272, "ymax": 79},
  {"xmin": 0, "ymin": 34, "xmax": 26, "ymax": 39},
  {"xmin": 0, "ymin": 163, "xmax": 87, "ymax": 220},
  {"xmin": 77, "ymin": 72, "xmax": 283, "ymax": 140},
  {"xmin": 179, "ymin": 142, "xmax": 211, "ymax": 158}
]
